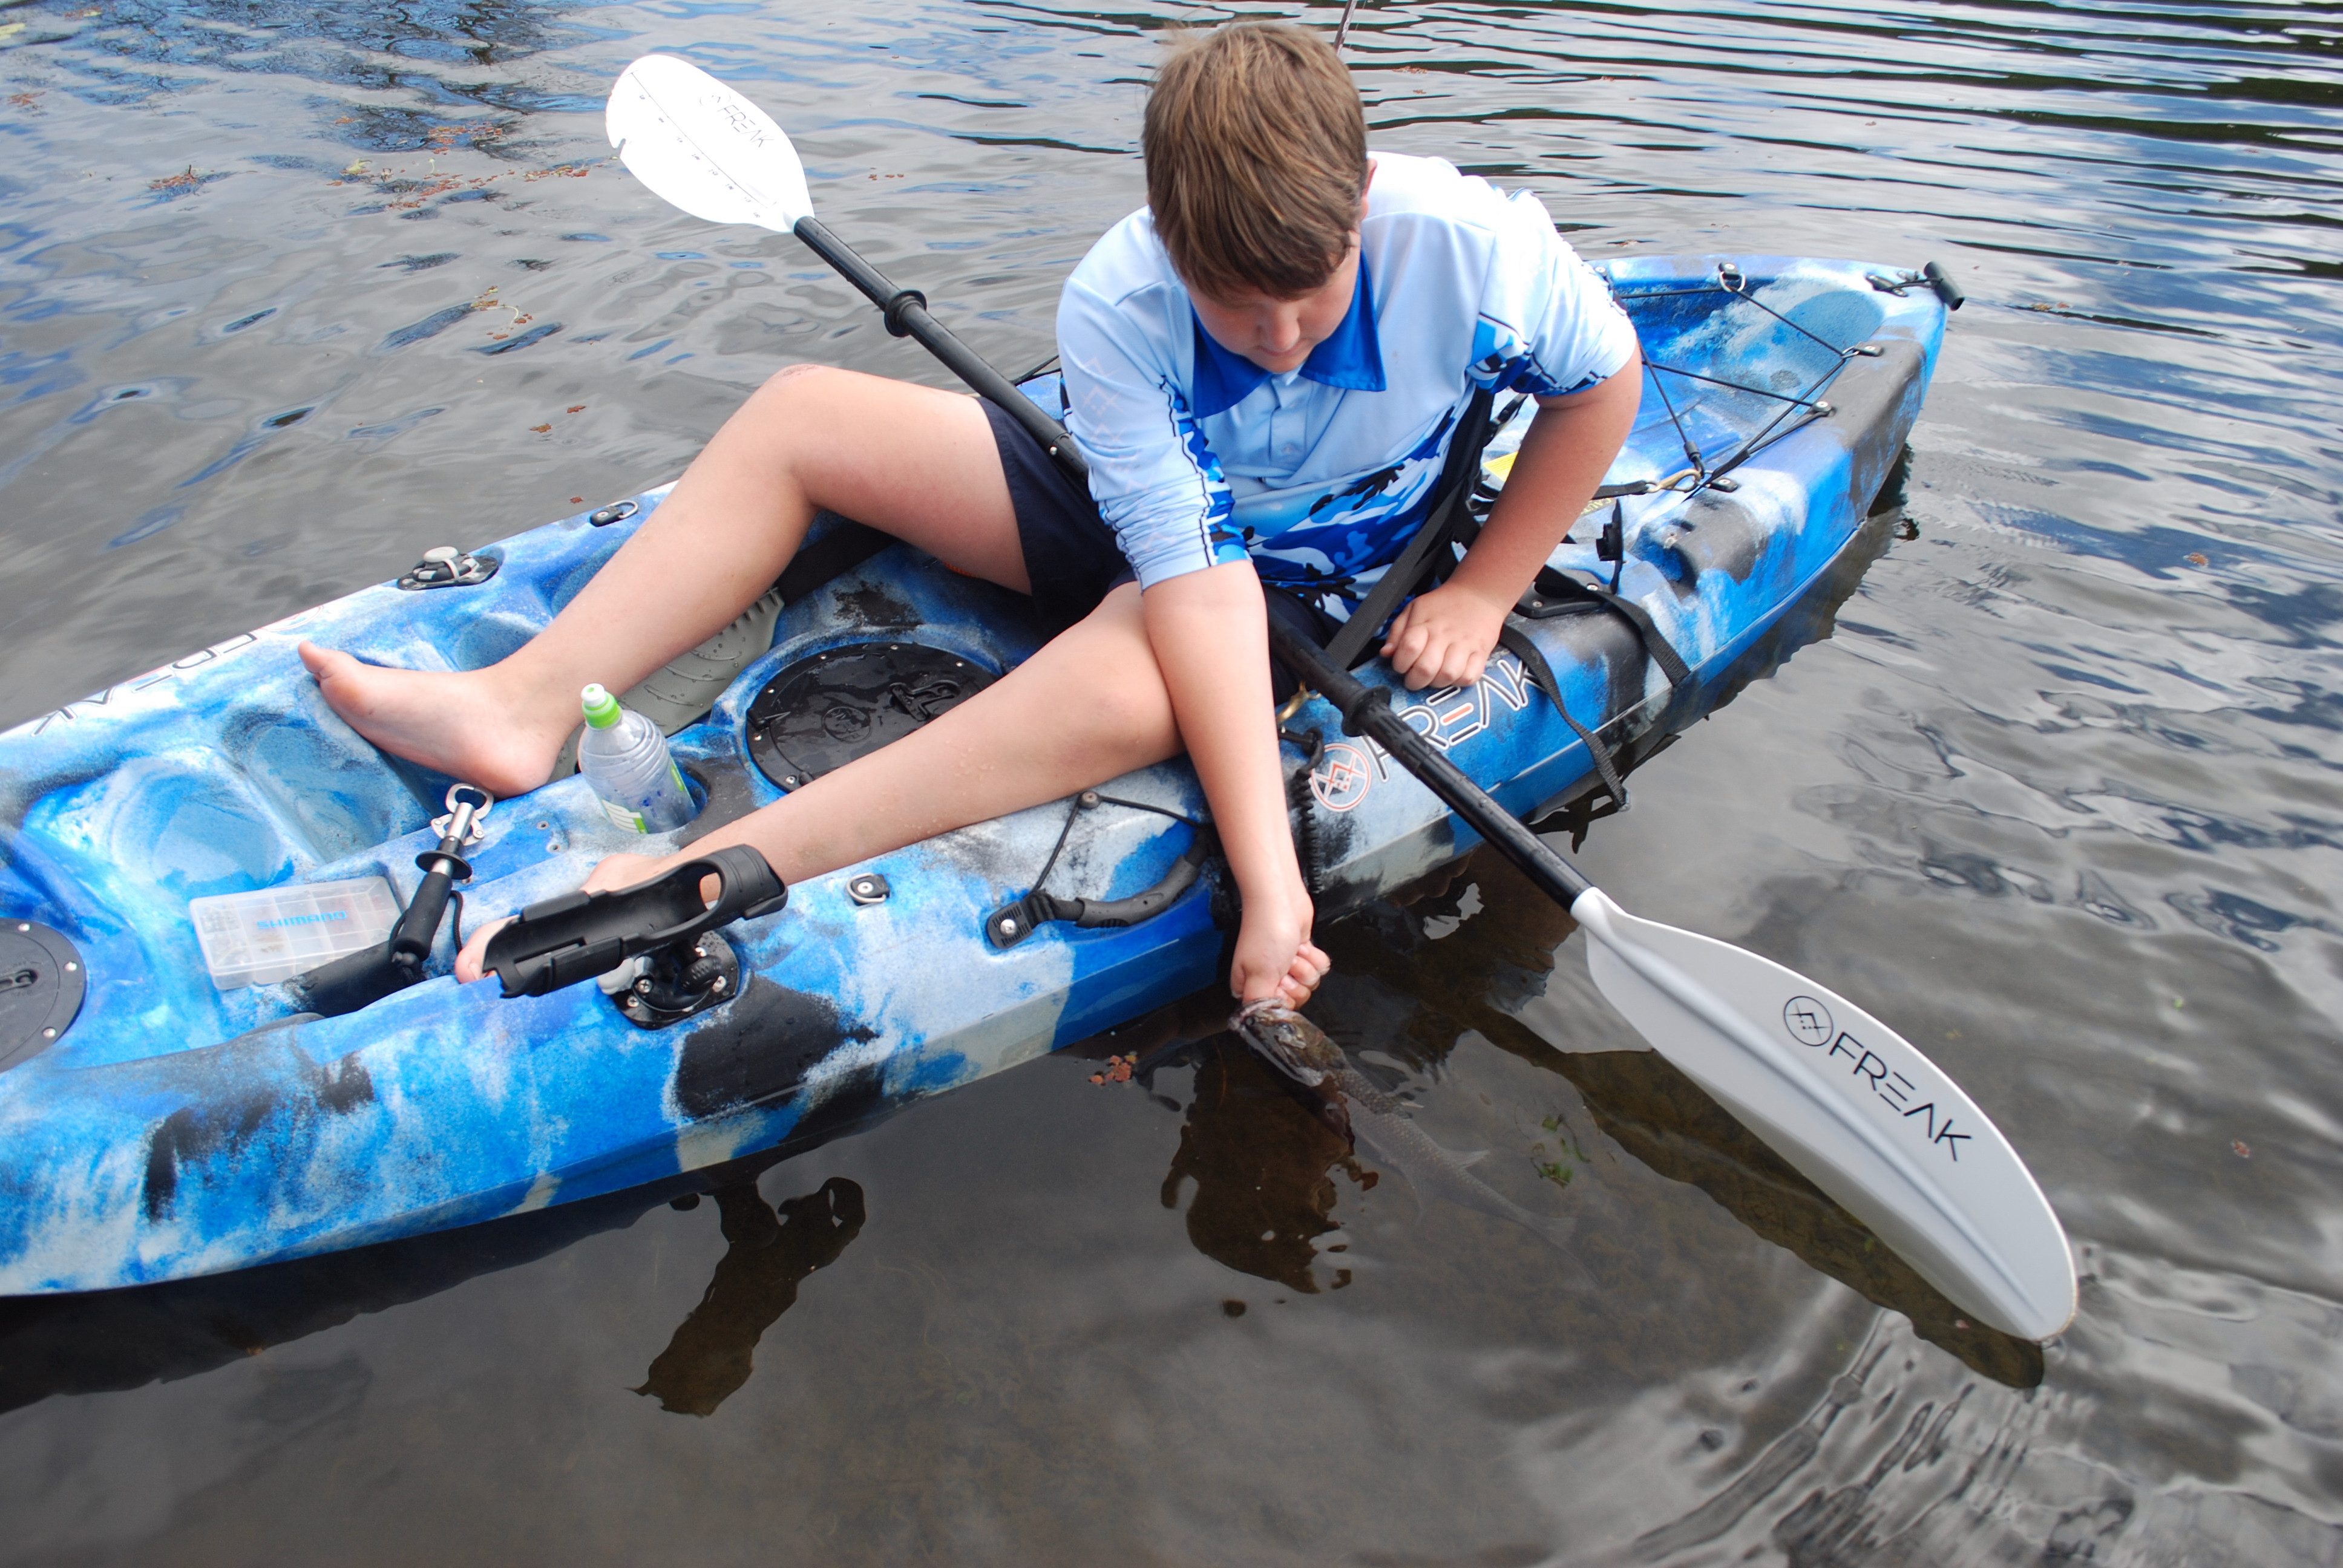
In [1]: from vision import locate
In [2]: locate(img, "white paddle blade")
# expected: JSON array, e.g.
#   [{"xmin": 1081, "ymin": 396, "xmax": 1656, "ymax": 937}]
[
  {"xmin": 606, "ymin": 54, "xmax": 812, "ymax": 232},
  {"xmin": 1570, "ymin": 890, "xmax": 2077, "ymax": 1342}
]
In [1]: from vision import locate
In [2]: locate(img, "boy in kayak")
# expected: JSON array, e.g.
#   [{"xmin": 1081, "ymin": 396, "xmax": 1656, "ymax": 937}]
[{"xmin": 299, "ymin": 21, "xmax": 1640, "ymax": 1009}]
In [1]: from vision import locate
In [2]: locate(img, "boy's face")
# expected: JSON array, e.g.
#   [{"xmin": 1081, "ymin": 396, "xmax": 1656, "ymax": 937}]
[
  {"xmin": 1190, "ymin": 239, "xmax": 1360, "ymax": 376},
  {"xmin": 1188, "ymin": 188, "xmax": 1373, "ymax": 376}
]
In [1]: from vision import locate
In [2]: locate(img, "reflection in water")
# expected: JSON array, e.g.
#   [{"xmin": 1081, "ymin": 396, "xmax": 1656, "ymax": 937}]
[
  {"xmin": 0, "ymin": 1167, "xmax": 696, "ymax": 1417},
  {"xmin": 1552, "ymin": 1046, "xmax": 2042, "ymax": 1390},
  {"xmin": 1325, "ymin": 842, "xmax": 2042, "ymax": 1389},
  {"xmin": 1158, "ymin": 1042, "xmax": 1366, "ymax": 1296},
  {"xmin": 0, "ymin": 1148, "xmax": 867, "ymax": 1420},
  {"xmin": 637, "ymin": 1177, "xmax": 866, "ymax": 1417},
  {"xmin": 47, "ymin": 0, "xmax": 585, "ymax": 119}
]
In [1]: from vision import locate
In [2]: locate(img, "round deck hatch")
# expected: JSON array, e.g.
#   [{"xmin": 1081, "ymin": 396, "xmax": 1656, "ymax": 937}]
[
  {"xmin": 745, "ymin": 642, "xmax": 995, "ymax": 790},
  {"xmin": 0, "ymin": 921, "xmax": 85, "ymax": 1073}
]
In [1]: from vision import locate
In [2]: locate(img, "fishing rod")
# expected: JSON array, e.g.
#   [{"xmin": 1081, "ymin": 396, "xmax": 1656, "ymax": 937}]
[{"xmin": 602, "ymin": 54, "xmax": 2077, "ymax": 1344}]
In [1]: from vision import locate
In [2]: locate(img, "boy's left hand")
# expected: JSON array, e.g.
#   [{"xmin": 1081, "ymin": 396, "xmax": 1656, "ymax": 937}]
[{"xmin": 1381, "ymin": 580, "xmax": 1512, "ymax": 691}]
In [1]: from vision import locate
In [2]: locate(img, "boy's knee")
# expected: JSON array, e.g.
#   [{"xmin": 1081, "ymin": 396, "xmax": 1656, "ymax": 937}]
[
  {"xmin": 1088, "ymin": 662, "xmax": 1178, "ymax": 748},
  {"xmin": 754, "ymin": 361, "xmax": 834, "ymax": 407}
]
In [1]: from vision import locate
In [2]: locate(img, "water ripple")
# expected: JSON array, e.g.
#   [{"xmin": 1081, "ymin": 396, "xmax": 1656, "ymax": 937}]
[{"xmin": 0, "ymin": 0, "xmax": 2339, "ymax": 1561}]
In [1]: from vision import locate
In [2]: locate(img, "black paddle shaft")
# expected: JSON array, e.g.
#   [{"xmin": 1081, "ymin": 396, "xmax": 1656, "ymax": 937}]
[
  {"xmin": 793, "ymin": 220, "xmax": 1599, "ymax": 911},
  {"xmin": 791, "ymin": 217, "xmax": 1090, "ymax": 486},
  {"xmin": 1264, "ymin": 618, "xmax": 1594, "ymax": 908}
]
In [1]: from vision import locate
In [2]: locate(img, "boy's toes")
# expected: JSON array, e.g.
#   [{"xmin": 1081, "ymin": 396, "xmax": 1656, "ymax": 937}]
[{"xmin": 298, "ymin": 641, "xmax": 355, "ymax": 684}]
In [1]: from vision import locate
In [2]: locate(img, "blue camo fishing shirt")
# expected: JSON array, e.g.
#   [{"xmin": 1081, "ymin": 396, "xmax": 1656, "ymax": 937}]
[{"xmin": 1056, "ymin": 151, "xmax": 1638, "ymax": 617}]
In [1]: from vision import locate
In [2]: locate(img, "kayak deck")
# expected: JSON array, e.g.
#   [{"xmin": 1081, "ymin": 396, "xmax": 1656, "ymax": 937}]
[{"xmin": 0, "ymin": 255, "xmax": 1946, "ymax": 1292}]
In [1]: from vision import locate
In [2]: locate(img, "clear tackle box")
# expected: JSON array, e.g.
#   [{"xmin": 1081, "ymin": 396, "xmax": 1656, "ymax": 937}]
[{"xmin": 189, "ymin": 877, "xmax": 401, "ymax": 990}]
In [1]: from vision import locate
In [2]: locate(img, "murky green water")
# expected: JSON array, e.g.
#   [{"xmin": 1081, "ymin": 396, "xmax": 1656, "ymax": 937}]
[{"xmin": 1, "ymin": 0, "xmax": 2339, "ymax": 1561}]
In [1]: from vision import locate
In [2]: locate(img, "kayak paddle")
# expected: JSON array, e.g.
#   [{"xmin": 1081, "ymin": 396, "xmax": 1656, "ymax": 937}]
[
  {"xmin": 602, "ymin": 54, "xmax": 2079, "ymax": 1344},
  {"xmin": 1267, "ymin": 624, "xmax": 2076, "ymax": 1342},
  {"xmin": 605, "ymin": 53, "xmax": 1084, "ymax": 483}
]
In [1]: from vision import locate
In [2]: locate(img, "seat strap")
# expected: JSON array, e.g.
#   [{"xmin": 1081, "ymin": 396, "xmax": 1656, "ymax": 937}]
[
  {"xmin": 1320, "ymin": 387, "xmax": 1498, "ymax": 671},
  {"xmin": 1496, "ymin": 618, "xmax": 1630, "ymax": 812},
  {"xmin": 1521, "ymin": 565, "xmax": 1693, "ymax": 694}
]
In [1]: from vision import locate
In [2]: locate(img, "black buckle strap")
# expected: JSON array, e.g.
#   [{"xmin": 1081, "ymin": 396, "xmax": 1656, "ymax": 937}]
[
  {"xmin": 1514, "ymin": 565, "xmax": 1692, "ymax": 694},
  {"xmin": 986, "ymin": 827, "xmax": 1216, "ymax": 949},
  {"xmin": 1496, "ymin": 619, "xmax": 1630, "ymax": 812},
  {"xmin": 1320, "ymin": 386, "xmax": 1497, "ymax": 671}
]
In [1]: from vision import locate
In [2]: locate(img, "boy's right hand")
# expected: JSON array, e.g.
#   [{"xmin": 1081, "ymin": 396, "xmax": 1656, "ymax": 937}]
[
  {"xmin": 1230, "ymin": 883, "xmax": 1330, "ymax": 1008},
  {"xmin": 1381, "ymin": 579, "xmax": 1512, "ymax": 691}
]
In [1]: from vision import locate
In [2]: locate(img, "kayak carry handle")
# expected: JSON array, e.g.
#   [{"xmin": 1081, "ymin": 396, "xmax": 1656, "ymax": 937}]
[
  {"xmin": 986, "ymin": 829, "xmax": 1216, "ymax": 950},
  {"xmin": 1922, "ymin": 261, "xmax": 1965, "ymax": 311},
  {"xmin": 485, "ymin": 844, "xmax": 787, "ymax": 999}
]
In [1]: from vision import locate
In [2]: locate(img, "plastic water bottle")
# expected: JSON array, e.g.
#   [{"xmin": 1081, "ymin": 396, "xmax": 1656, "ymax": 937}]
[{"xmin": 577, "ymin": 683, "xmax": 696, "ymax": 834}]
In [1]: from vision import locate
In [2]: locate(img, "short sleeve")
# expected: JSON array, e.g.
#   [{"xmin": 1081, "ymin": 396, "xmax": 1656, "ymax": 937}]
[
  {"xmin": 1057, "ymin": 276, "xmax": 1248, "ymax": 591},
  {"xmin": 1467, "ymin": 191, "xmax": 1638, "ymax": 399}
]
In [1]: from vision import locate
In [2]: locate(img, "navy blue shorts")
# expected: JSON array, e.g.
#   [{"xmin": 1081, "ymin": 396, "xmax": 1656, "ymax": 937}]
[
  {"xmin": 983, "ymin": 399, "xmax": 1334, "ymax": 697},
  {"xmin": 986, "ymin": 399, "xmax": 1129, "ymax": 636}
]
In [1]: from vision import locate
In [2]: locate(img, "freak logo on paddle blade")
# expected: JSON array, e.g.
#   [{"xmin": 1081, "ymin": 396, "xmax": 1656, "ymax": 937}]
[{"xmin": 1782, "ymin": 995, "xmax": 1834, "ymax": 1046}]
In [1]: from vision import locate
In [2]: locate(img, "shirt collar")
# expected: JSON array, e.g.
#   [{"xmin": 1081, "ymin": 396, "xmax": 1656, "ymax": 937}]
[{"xmin": 1187, "ymin": 255, "xmax": 1385, "ymax": 419}]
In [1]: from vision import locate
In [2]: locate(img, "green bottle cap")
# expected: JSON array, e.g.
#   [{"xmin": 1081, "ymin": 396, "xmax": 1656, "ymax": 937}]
[{"xmin": 580, "ymin": 683, "xmax": 623, "ymax": 730}]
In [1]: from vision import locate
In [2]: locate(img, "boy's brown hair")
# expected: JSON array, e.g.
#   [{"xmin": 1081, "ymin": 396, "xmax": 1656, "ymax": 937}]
[{"xmin": 1144, "ymin": 22, "xmax": 1368, "ymax": 302}]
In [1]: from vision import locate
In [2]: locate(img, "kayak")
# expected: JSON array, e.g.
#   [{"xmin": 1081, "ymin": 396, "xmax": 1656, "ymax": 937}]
[{"xmin": 0, "ymin": 254, "xmax": 1949, "ymax": 1293}]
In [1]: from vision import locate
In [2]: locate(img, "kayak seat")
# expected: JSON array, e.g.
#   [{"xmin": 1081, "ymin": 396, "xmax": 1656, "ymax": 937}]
[{"xmin": 554, "ymin": 514, "xmax": 893, "ymax": 774}]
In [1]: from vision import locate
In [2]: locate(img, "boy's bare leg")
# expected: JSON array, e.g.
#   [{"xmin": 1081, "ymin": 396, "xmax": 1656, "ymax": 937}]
[
  {"xmin": 463, "ymin": 588, "xmax": 1129, "ymax": 933},
  {"xmin": 299, "ymin": 367, "xmax": 1029, "ymax": 797},
  {"xmin": 672, "ymin": 581, "xmax": 1175, "ymax": 883},
  {"xmin": 452, "ymin": 580, "xmax": 1331, "ymax": 1003}
]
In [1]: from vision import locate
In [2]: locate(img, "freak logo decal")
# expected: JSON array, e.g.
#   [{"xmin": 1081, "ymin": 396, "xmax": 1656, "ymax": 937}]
[
  {"xmin": 1391, "ymin": 652, "xmax": 1535, "ymax": 753},
  {"xmin": 1309, "ymin": 742, "xmax": 1377, "ymax": 812},
  {"xmin": 1784, "ymin": 999, "xmax": 1973, "ymax": 1165},
  {"xmin": 27, "ymin": 632, "xmax": 259, "ymax": 735},
  {"xmin": 1782, "ymin": 995, "xmax": 1834, "ymax": 1047},
  {"xmin": 1302, "ymin": 653, "xmax": 1539, "ymax": 814}
]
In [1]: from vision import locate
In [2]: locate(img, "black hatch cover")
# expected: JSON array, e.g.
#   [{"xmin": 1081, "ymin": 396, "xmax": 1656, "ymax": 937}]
[
  {"xmin": 745, "ymin": 642, "xmax": 995, "ymax": 791},
  {"xmin": 0, "ymin": 921, "xmax": 85, "ymax": 1073}
]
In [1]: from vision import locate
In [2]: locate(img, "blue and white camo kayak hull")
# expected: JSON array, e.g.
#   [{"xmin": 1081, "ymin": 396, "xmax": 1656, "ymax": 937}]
[{"xmin": 0, "ymin": 255, "xmax": 1946, "ymax": 1292}]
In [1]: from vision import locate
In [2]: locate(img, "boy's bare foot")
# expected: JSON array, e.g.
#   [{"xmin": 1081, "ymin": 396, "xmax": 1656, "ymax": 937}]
[{"xmin": 298, "ymin": 642, "xmax": 566, "ymax": 799}]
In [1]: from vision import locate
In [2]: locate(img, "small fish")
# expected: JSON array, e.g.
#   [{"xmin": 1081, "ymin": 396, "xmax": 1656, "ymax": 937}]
[{"xmin": 1231, "ymin": 1001, "xmax": 1585, "ymax": 1268}]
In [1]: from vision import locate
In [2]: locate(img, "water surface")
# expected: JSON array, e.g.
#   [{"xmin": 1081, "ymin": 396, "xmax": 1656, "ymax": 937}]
[{"xmin": 0, "ymin": 0, "xmax": 2339, "ymax": 1562}]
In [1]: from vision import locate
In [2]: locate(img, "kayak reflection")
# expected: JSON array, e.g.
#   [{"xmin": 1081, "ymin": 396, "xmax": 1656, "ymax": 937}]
[
  {"xmin": 636, "ymin": 1177, "xmax": 867, "ymax": 1416},
  {"xmin": 0, "ymin": 1144, "xmax": 862, "ymax": 1418}
]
